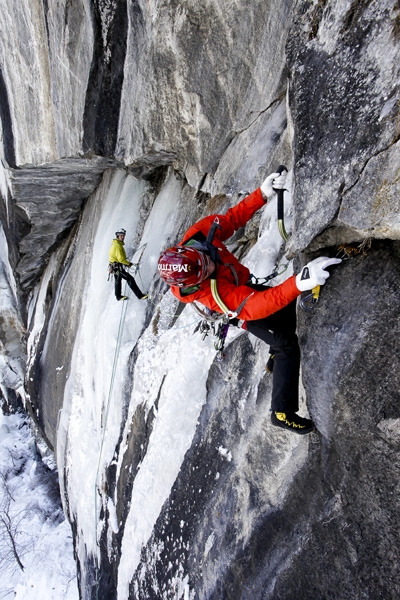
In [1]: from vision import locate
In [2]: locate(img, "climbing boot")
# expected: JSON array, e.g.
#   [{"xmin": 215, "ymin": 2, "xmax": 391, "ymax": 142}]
[
  {"xmin": 271, "ymin": 411, "xmax": 314, "ymax": 435},
  {"xmin": 141, "ymin": 294, "xmax": 148, "ymax": 300},
  {"xmin": 119, "ymin": 296, "xmax": 128, "ymax": 301}
]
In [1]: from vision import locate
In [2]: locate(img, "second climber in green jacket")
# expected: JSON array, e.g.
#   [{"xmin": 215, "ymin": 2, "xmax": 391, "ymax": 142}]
[{"xmin": 108, "ymin": 228, "xmax": 147, "ymax": 301}]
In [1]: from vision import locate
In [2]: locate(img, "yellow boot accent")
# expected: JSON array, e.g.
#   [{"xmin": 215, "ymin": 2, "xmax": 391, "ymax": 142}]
[
  {"xmin": 275, "ymin": 412, "xmax": 287, "ymax": 421},
  {"xmin": 275, "ymin": 412, "xmax": 307, "ymax": 429}
]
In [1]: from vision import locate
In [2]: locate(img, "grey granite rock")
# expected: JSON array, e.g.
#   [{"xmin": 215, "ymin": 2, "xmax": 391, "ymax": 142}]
[
  {"xmin": 10, "ymin": 157, "xmax": 116, "ymax": 290},
  {"xmin": 0, "ymin": 1, "xmax": 400, "ymax": 599},
  {"xmin": 286, "ymin": 0, "xmax": 400, "ymax": 256}
]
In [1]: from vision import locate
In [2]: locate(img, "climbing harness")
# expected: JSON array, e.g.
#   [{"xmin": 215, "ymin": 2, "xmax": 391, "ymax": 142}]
[
  {"xmin": 192, "ymin": 312, "xmax": 230, "ymax": 362},
  {"xmin": 191, "ymin": 301, "xmax": 232, "ymax": 361},
  {"xmin": 209, "ymin": 278, "xmax": 253, "ymax": 319},
  {"xmin": 107, "ymin": 243, "xmax": 147, "ymax": 280},
  {"xmin": 183, "ymin": 218, "xmax": 255, "ymax": 360},
  {"xmin": 188, "ymin": 208, "xmax": 291, "ymax": 358},
  {"xmin": 203, "ymin": 262, "xmax": 287, "ymax": 359}
]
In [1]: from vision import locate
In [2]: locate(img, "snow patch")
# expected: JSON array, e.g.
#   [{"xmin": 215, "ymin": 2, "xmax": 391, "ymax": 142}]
[
  {"xmin": 218, "ymin": 446, "xmax": 232, "ymax": 462},
  {"xmin": 0, "ymin": 411, "xmax": 78, "ymax": 599}
]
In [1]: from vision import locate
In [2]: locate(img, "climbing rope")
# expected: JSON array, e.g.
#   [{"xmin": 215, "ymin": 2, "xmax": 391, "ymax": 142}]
[
  {"xmin": 94, "ymin": 280, "xmax": 129, "ymax": 598},
  {"xmin": 93, "ymin": 243, "xmax": 204, "ymax": 594}
]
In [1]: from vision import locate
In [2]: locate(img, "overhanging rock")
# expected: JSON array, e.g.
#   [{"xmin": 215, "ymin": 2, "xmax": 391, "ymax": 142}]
[{"xmin": 10, "ymin": 156, "xmax": 117, "ymax": 290}]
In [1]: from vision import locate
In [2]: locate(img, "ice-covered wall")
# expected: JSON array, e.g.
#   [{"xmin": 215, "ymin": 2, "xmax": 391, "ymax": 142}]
[
  {"xmin": 1, "ymin": 1, "xmax": 400, "ymax": 599},
  {"xmin": 0, "ymin": 222, "xmax": 25, "ymax": 401}
]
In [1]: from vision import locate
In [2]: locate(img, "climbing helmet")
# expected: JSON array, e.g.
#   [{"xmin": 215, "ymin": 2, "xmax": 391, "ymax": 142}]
[{"xmin": 158, "ymin": 246, "xmax": 214, "ymax": 287}]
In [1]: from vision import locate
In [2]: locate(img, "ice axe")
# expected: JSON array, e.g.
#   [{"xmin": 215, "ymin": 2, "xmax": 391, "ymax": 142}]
[
  {"xmin": 273, "ymin": 164, "xmax": 289, "ymax": 242},
  {"xmin": 273, "ymin": 164, "xmax": 320, "ymax": 309}
]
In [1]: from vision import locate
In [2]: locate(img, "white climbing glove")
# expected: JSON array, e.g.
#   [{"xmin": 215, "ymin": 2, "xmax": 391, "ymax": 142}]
[
  {"xmin": 260, "ymin": 171, "xmax": 287, "ymax": 200},
  {"xmin": 295, "ymin": 256, "xmax": 342, "ymax": 292}
]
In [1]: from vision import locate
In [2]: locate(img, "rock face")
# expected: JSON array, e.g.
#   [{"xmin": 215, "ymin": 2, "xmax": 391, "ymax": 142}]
[
  {"xmin": 286, "ymin": 0, "xmax": 400, "ymax": 255},
  {"xmin": 12, "ymin": 157, "xmax": 116, "ymax": 290},
  {"xmin": 0, "ymin": 1, "xmax": 400, "ymax": 599}
]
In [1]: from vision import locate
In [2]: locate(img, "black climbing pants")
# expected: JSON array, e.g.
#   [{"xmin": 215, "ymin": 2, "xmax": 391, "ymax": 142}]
[
  {"xmin": 246, "ymin": 290, "xmax": 300, "ymax": 414},
  {"xmin": 113, "ymin": 265, "xmax": 144, "ymax": 300}
]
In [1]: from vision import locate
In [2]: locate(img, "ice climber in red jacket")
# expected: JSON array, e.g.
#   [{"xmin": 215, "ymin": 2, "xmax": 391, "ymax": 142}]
[{"xmin": 157, "ymin": 171, "xmax": 341, "ymax": 434}]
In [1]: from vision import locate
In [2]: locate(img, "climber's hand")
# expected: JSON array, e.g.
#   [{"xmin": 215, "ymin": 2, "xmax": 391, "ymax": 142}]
[
  {"xmin": 260, "ymin": 171, "xmax": 287, "ymax": 200},
  {"xmin": 295, "ymin": 257, "xmax": 342, "ymax": 292}
]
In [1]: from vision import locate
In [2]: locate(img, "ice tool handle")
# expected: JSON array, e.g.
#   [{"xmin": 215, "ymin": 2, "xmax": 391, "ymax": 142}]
[
  {"xmin": 272, "ymin": 164, "xmax": 320, "ymax": 308},
  {"xmin": 273, "ymin": 164, "xmax": 289, "ymax": 242}
]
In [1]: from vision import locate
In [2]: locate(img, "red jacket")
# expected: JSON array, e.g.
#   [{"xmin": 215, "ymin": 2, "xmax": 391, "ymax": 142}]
[{"xmin": 170, "ymin": 188, "xmax": 301, "ymax": 321}]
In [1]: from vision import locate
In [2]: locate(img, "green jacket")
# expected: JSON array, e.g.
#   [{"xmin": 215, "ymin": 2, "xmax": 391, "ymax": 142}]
[{"xmin": 109, "ymin": 239, "xmax": 131, "ymax": 266}]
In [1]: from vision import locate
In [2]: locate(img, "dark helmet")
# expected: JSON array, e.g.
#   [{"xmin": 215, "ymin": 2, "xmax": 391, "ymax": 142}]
[
  {"xmin": 115, "ymin": 228, "xmax": 126, "ymax": 237},
  {"xmin": 158, "ymin": 246, "xmax": 214, "ymax": 287}
]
